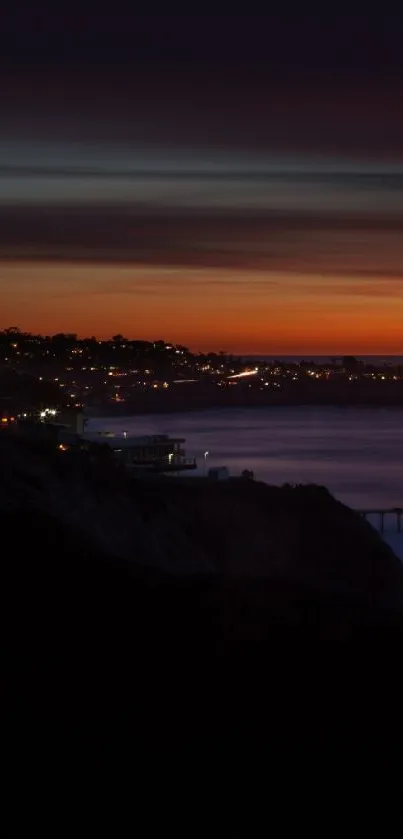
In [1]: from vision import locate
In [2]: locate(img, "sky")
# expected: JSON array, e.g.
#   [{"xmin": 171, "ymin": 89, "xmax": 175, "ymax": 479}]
[{"xmin": 1, "ymin": 9, "xmax": 403, "ymax": 353}]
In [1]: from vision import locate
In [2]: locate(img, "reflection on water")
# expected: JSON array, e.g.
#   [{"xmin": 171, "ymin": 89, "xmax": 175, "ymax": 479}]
[{"xmin": 88, "ymin": 406, "xmax": 403, "ymax": 557}]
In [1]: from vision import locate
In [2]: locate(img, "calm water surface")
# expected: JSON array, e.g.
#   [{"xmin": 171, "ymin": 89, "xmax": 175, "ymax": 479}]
[{"xmin": 88, "ymin": 406, "xmax": 403, "ymax": 556}]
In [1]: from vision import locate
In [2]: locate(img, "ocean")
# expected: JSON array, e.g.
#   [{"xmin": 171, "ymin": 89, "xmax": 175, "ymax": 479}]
[
  {"xmin": 87, "ymin": 405, "xmax": 403, "ymax": 558},
  {"xmin": 247, "ymin": 355, "xmax": 403, "ymax": 365}
]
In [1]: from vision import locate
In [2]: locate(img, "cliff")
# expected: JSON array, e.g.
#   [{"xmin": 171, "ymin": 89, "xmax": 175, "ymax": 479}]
[
  {"xmin": 4, "ymin": 431, "xmax": 403, "ymax": 774},
  {"xmin": 2, "ymin": 431, "xmax": 402, "ymax": 605}
]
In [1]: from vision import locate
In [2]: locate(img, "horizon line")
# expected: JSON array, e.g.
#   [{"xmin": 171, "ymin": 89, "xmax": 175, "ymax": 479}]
[{"xmin": 1, "ymin": 328, "xmax": 403, "ymax": 357}]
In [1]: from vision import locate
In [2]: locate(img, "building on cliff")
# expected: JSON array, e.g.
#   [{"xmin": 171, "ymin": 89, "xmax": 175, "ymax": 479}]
[
  {"xmin": 16, "ymin": 408, "xmax": 197, "ymax": 473},
  {"xmin": 80, "ymin": 430, "xmax": 197, "ymax": 472}
]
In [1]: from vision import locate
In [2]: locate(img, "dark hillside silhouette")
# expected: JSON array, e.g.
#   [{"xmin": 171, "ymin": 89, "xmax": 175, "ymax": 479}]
[{"xmin": 3, "ymin": 432, "xmax": 403, "ymax": 787}]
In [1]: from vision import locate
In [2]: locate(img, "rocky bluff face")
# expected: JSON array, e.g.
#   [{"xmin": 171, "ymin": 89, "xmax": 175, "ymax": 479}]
[
  {"xmin": 4, "ymin": 431, "xmax": 403, "ymax": 776},
  {"xmin": 1, "ymin": 432, "xmax": 402, "ymax": 613}
]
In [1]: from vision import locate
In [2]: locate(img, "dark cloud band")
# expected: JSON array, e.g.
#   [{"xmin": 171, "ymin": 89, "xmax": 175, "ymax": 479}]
[{"xmin": 1, "ymin": 204, "xmax": 402, "ymax": 280}]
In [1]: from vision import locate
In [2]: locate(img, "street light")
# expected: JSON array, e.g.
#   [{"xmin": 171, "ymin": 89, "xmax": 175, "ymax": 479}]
[{"xmin": 204, "ymin": 451, "xmax": 209, "ymax": 477}]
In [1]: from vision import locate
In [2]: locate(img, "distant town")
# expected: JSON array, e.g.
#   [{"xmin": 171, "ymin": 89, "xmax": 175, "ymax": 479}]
[{"xmin": 1, "ymin": 326, "xmax": 403, "ymax": 421}]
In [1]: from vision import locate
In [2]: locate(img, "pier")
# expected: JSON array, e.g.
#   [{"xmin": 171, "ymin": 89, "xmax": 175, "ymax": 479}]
[{"xmin": 358, "ymin": 508, "xmax": 403, "ymax": 533}]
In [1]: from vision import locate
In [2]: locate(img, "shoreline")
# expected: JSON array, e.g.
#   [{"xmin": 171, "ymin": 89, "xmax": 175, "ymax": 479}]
[{"xmin": 84, "ymin": 396, "xmax": 403, "ymax": 419}]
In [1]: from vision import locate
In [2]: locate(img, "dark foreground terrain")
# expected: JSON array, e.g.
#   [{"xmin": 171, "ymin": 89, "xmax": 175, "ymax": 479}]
[{"xmin": 3, "ymin": 432, "xmax": 403, "ymax": 817}]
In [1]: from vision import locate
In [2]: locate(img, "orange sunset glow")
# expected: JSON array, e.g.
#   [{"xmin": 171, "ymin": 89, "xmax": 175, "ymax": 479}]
[
  {"xmin": 2, "ymin": 57, "xmax": 403, "ymax": 358},
  {"xmin": 1, "ymin": 260, "xmax": 403, "ymax": 354}
]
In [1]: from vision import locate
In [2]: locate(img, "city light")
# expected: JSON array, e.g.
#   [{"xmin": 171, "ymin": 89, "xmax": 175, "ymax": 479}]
[
  {"xmin": 40, "ymin": 408, "xmax": 57, "ymax": 418},
  {"xmin": 227, "ymin": 368, "xmax": 258, "ymax": 379}
]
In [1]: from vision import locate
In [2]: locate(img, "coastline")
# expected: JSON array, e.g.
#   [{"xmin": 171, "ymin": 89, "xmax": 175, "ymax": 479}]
[{"xmin": 84, "ymin": 390, "xmax": 403, "ymax": 418}]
